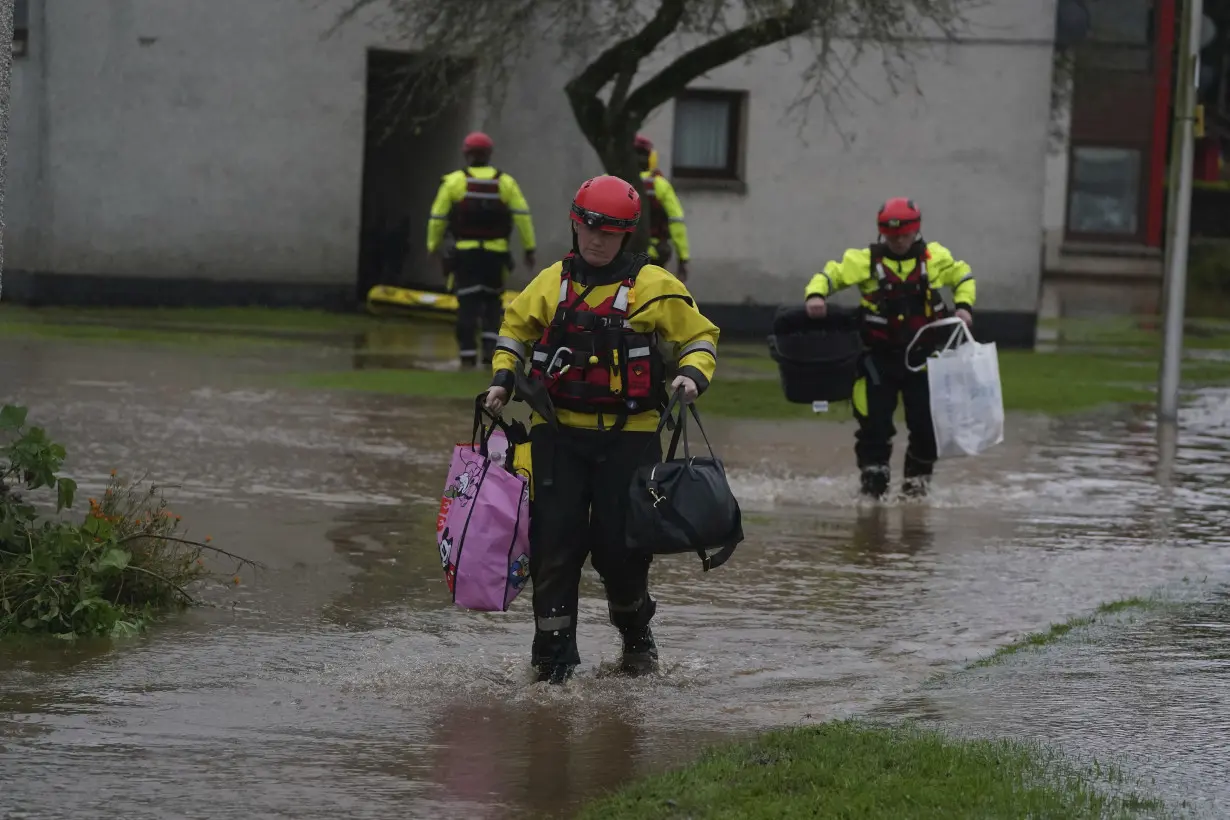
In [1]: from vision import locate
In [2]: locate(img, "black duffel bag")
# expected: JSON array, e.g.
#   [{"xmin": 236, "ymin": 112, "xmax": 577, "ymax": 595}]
[{"xmin": 626, "ymin": 390, "xmax": 744, "ymax": 571}]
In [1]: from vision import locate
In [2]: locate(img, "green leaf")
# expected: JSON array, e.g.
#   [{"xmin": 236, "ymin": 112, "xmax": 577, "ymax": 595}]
[
  {"xmin": 81, "ymin": 515, "xmax": 113, "ymax": 539},
  {"xmin": 52, "ymin": 632, "xmax": 78, "ymax": 641},
  {"xmin": 71, "ymin": 597, "xmax": 108, "ymax": 615},
  {"xmin": 110, "ymin": 619, "xmax": 142, "ymax": 639},
  {"xmin": 57, "ymin": 477, "xmax": 77, "ymax": 512},
  {"xmin": 0, "ymin": 405, "xmax": 28, "ymax": 431},
  {"xmin": 95, "ymin": 548, "xmax": 131, "ymax": 572}
]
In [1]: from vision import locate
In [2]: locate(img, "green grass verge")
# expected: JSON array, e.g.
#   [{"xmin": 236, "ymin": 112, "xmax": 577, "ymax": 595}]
[
  {"xmin": 7, "ymin": 307, "xmax": 1230, "ymax": 418},
  {"xmin": 967, "ymin": 596, "xmax": 1165, "ymax": 670},
  {"xmin": 576, "ymin": 720, "xmax": 1163, "ymax": 820},
  {"xmin": 0, "ymin": 319, "xmax": 305, "ymax": 350},
  {"xmin": 282, "ymin": 349, "xmax": 1230, "ymax": 419},
  {"xmin": 1036, "ymin": 315, "xmax": 1230, "ymax": 351},
  {"xmin": 0, "ymin": 304, "xmax": 392, "ymax": 335}
]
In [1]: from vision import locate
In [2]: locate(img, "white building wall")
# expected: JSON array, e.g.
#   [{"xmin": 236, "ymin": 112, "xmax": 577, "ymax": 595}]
[{"xmin": 5, "ymin": 0, "xmax": 1057, "ymax": 316}]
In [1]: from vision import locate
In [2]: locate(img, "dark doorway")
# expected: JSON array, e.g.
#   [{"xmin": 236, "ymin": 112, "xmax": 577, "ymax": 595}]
[{"xmin": 357, "ymin": 50, "xmax": 473, "ymax": 300}]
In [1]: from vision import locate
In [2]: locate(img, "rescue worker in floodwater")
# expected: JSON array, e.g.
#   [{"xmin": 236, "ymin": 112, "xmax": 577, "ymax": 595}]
[
  {"xmin": 635, "ymin": 135, "xmax": 691, "ymax": 281},
  {"xmin": 804, "ymin": 197, "xmax": 976, "ymax": 500},
  {"xmin": 483, "ymin": 175, "xmax": 720, "ymax": 684},
  {"xmin": 427, "ymin": 131, "xmax": 537, "ymax": 368}
]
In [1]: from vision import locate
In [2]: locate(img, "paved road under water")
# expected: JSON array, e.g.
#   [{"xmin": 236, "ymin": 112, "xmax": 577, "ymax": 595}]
[{"xmin": 1, "ymin": 335, "xmax": 1229, "ymax": 819}]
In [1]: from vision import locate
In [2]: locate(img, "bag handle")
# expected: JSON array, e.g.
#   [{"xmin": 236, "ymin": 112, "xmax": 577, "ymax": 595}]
[
  {"xmin": 471, "ymin": 393, "xmax": 524, "ymax": 457},
  {"xmin": 905, "ymin": 317, "xmax": 973, "ymax": 373},
  {"xmin": 663, "ymin": 392, "xmax": 718, "ymax": 463}
]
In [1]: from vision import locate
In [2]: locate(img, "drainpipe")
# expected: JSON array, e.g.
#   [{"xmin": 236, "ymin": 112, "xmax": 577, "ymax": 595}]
[
  {"xmin": 0, "ymin": 1, "xmax": 12, "ymax": 300},
  {"xmin": 1147, "ymin": 0, "xmax": 1178, "ymax": 247}
]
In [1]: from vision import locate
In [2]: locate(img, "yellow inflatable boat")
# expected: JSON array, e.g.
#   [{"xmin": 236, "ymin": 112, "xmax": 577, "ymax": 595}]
[{"xmin": 365, "ymin": 285, "xmax": 520, "ymax": 322}]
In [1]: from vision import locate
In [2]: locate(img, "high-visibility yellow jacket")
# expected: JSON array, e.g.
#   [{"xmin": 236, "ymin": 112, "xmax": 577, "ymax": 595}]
[
  {"xmin": 640, "ymin": 170, "xmax": 690, "ymax": 262},
  {"xmin": 491, "ymin": 259, "xmax": 718, "ymax": 432},
  {"xmin": 426, "ymin": 166, "xmax": 536, "ymax": 255},
  {"xmin": 804, "ymin": 242, "xmax": 976, "ymax": 313}
]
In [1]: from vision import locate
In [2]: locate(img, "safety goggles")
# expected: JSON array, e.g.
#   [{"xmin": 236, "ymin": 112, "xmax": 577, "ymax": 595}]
[
  {"xmin": 571, "ymin": 203, "xmax": 638, "ymax": 231},
  {"xmin": 878, "ymin": 217, "xmax": 918, "ymax": 229}
]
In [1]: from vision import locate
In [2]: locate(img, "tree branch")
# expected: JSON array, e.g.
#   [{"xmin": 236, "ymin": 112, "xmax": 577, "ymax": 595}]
[
  {"xmin": 565, "ymin": 0, "xmax": 688, "ymax": 101},
  {"xmin": 624, "ymin": 7, "xmax": 813, "ymax": 121}
]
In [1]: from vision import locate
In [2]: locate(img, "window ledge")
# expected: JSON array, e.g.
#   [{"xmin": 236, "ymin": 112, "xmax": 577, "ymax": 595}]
[
  {"xmin": 673, "ymin": 177, "xmax": 747, "ymax": 195},
  {"xmin": 1060, "ymin": 240, "xmax": 1160, "ymax": 258}
]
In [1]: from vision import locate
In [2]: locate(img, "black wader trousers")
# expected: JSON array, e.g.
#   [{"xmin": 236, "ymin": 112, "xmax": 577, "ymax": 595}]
[
  {"xmin": 453, "ymin": 249, "xmax": 507, "ymax": 366},
  {"xmin": 853, "ymin": 347, "xmax": 937, "ymax": 479},
  {"xmin": 528, "ymin": 424, "xmax": 660, "ymax": 668}
]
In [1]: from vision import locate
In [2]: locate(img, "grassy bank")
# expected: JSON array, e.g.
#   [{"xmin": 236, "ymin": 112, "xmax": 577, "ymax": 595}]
[
  {"xmin": 578, "ymin": 595, "xmax": 1184, "ymax": 819},
  {"xmin": 576, "ymin": 720, "xmax": 1162, "ymax": 820}
]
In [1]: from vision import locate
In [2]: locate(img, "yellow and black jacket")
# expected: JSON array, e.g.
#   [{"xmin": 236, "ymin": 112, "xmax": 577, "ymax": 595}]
[
  {"xmin": 640, "ymin": 169, "xmax": 690, "ymax": 263},
  {"xmin": 491, "ymin": 258, "xmax": 718, "ymax": 433},
  {"xmin": 426, "ymin": 166, "xmax": 536, "ymax": 255},
  {"xmin": 805, "ymin": 241, "xmax": 975, "ymax": 345}
]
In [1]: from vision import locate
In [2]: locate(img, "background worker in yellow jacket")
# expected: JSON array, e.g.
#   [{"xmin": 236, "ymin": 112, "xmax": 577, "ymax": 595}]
[
  {"xmin": 484, "ymin": 175, "xmax": 719, "ymax": 685},
  {"xmin": 804, "ymin": 197, "xmax": 976, "ymax": 500},
  {"xmin": 634, "ymin": 134, "xmax": 690, "ymax": 281},
  {"xmin": 427, "ymin": 131, "xmax": 537, "ymax": 367}
]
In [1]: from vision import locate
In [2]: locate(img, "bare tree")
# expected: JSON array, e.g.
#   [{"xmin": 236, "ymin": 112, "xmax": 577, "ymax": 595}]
[{"xmin": 332, "ymin": 0, "xmax": 976, "ymax": 250}]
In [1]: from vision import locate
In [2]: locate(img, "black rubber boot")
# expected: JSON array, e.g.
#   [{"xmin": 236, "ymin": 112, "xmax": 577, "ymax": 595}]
[
  {"xmin": 532, "ymin": 628, "xmax": 580, "ymax": 685},
  {"xmin": 859, "ymin": 465, "xmax": 890, "ymax": 500},
  {"xmin": 902, "ymin": 449, "xmax": 933, "ymax": 499},
  {"xmin": 618, "ymin": 626, "xmax": 659, "ymax": 677},
  {"xmin": 535, "ymin": 663, "xmax": 577, "ymax": 685},
  {"xmin": 901, "ymin": 475, "xmax": 931, "ymax": 499}
]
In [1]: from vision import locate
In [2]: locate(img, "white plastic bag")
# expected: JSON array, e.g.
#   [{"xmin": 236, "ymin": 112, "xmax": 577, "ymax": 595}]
[{"xmin": 906, "ymin": 318, "xmax": 1005, "ymax": 459}]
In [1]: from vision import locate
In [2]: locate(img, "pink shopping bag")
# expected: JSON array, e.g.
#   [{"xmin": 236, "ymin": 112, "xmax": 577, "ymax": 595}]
[{"xmin": 435, "ymin": 397, "xmax": 531, "ymax": 612}]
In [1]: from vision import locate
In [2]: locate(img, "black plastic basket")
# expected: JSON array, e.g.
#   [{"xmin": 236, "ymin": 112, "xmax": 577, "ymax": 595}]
[{"xmin": 766, "ymin": 305, "xmax": 864, "ymax": 404}]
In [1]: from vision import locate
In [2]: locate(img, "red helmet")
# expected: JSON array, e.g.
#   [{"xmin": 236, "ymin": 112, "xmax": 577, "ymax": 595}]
[
  {"xmin": 462, "ymin": 131, "xmax": 494, "ymax": 152},
  {"xmin": 634, "ymin": 134, "xmax": 654, "ymax": 153},
  {"xmin": 877, "ymin": 197, "xmax": 921, "ymax": 237},
  {"xmin": 570, "ymin": 175, "xmax": 640, "ymax": 233}
]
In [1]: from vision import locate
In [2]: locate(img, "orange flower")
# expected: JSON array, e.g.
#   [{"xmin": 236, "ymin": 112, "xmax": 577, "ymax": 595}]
[
  {"xmin": 232, "ymin": 576, "xmax": 241, "ymax": 585},
  {"xmin": 205, "ymin": 536, "xmax": 213, "ymax": 543},
  {"xmin": 110, "ymin": 469, "xmax": 117, "ymax": 477}
]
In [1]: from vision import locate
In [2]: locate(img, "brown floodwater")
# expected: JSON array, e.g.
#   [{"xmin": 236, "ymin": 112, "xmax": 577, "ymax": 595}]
[{"xmin": 2, "ymin": 333, "xmax": 1229, "ymax": 819}]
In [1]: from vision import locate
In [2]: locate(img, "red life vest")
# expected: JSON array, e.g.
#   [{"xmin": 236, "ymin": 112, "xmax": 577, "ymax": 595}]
[
  {"xmin": 448, "ymin": 169, "xmax": 513, "ymax": 241},
  {"xmin": 861, "ymin": 243, "xmax": 949, "ymax": 347},
  {"xmin": 528, "ymin": 255, "xmax": 663, "ymax": 418},
  {"xmin": 641, "ymin": 171, "xmax": 670, "ymax": 241}
]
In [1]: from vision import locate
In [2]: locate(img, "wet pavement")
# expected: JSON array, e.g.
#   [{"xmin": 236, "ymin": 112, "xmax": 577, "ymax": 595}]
[
  {"xmin": 884, "ymin": 593, "xmax": 1230, "ymax": 819},
  {"xmin": 1, "ymin": 333, "xmax": 1230, "ymax": 818}
]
